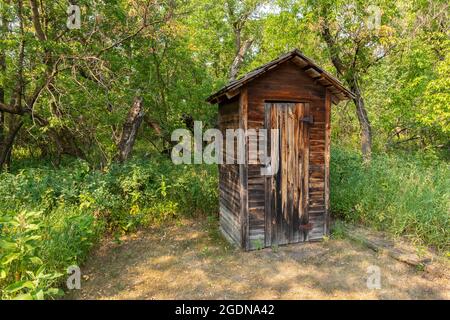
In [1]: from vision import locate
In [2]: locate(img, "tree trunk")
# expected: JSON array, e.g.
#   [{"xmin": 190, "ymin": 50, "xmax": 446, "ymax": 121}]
[
  {"xmin": 0, "ymin": 55, "xmax": 4, "ymax": 145},
  {"xmin": 116, "ymin": 97, "xmax": 145, "ymax": 163},
  {"xmin": 0, "ymin": 3, "xmax": 7, "ymax": 155},
  {"xmin": 350, "ymin": 79, "xmax": 372, "ymax": 161},
  {"xmin": 320, "ymin": 19, "xmax": 372, "ymax": 161},
  {"xmin": 0, "ymin": 119, "xmax": 23, "ymax": 170},
  {"xmin": 229, "ymin": 39, "xmax": 253, "ymax": 82},
  {"xmin": 0, "ymin": 96, "xmax": 4, "ymax": 158}
]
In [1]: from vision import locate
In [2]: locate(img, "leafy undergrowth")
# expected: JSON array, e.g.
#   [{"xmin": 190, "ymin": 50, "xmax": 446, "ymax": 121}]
[
  {"xmin": 331, "ymin": 148, "xmax": 449, "ymax": 253},
  {"xmin": 1, "ymin": 148, "xmax": 448, "ymax": 299},
  {"xmin": 0, "ymin": 157, "xmax": 218, "ymax": 299}
]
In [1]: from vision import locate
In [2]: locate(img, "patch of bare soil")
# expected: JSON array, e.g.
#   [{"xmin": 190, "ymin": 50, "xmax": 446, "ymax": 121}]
[{"xmin": 67, "ymin": 219, "xmax": 449, "ymax": 300}]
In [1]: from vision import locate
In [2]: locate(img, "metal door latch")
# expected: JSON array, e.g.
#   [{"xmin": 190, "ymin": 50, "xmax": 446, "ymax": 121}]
[{"xmin": 300, "ymin": 116, "xmax": 314, "ymax": 124}]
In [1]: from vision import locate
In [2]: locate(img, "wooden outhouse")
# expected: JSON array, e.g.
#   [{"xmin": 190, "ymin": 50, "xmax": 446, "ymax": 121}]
[{"xmin": 207, "ymin": 49, "xmax": 354, "ymax": 250}]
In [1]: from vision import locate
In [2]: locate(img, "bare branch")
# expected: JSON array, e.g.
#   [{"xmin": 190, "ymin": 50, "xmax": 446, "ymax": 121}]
[{"xmin": 29, "ymin": 0, "xmax": 47, "ymax": 41}]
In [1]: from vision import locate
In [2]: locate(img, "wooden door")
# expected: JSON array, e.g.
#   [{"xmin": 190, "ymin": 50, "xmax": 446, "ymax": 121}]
[{"xmin": 265, "ymin": 102, "xmax": 310, "ymax": 246}]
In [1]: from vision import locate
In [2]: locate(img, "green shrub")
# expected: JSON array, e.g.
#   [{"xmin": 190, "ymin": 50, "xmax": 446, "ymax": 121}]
[
  {"xmin": 0, "ymin": 157, "xmax": 218, "ymax": 299},
  {"xmin": 331, "ymin": 147, "xmax": 449, "ymax": 252},
  {"xmin": 0, "ymin": 211, "xmax": 64, "ymax": 300}
]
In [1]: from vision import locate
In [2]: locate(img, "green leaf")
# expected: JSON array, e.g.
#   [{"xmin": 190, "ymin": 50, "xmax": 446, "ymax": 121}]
[
  {"xmin": 0, "ymin": 240, "xmax": 16, "ymax": 250},
  {"xmin": 23, "ymin": 235, "xmax": 42, "ymax": 242},
  {"xmin": 46, "ymin": 288, "xmax": 64, "ymax": 297},
  {"xmin": 29, "ymin": 257, "xmax": 43, "ymax": 265},
  {"xmin": 2, "ymin": 253, "xmax": 20, "ymax": 265},
  {"xmin": 35, "ymin": 265, "xmax": 46, "ymax": 277},
  {"xmin": 35, "ymin": 289, "xmax": 45, "ymax": 300},
  {"xmin": 5, "ymin": 280, "xmax": 35, "ymax": 293},
  {"xmin": 0, "ymin": 216, "xmax": 12, "ymax": 224},
  {"xmin": 25, "ymin": 224, "xmax": 40, "ymax": 231},
  {"xmin": 13, "ymin": 293, "xmax": 34, "ymax": 300}
]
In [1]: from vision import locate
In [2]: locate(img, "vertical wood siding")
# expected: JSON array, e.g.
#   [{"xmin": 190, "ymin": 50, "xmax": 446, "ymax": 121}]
[
  {"xmin": 265, "ymin": 103, "xmax": 309, "ymax": 246},
  {"xmin": 239, "ymin": 88, "xmax": 249, "ymax": 250},
  {"xmin": 218, "ymin": 99, "xmax": 241, "ymax": 245},
  {"xmin": 324, "ymin": 89, "xmax": 332, "ymax": 236}
]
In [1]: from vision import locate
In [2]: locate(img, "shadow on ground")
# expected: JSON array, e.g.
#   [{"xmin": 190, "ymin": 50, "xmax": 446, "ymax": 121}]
[{"xmin": 67, "ymin": 219, "xmax": 449, "ymax": 300}]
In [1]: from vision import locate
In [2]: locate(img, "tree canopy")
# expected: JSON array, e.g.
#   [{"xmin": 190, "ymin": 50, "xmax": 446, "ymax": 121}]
[{"xmin": 0, "ymin": 0, "xmax": 448, "ymax": 169}]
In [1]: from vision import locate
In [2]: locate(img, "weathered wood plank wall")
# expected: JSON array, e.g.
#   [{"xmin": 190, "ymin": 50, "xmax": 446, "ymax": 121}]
[
  {"xmin": 239, "ymin": 88, "xmax": 249, "ymax": 250},
  {"xmin": 265, "ymin": 102, "xmax": 309, "ymax": 245},
  {"xmin": 324, "ymin": 89, "xmax": 332, "ymax": 236},
  {"xmin": 245, "ymin": 61, "xmax": 327, "ymax": 248},
  {"xmin": 218, "ymin": 99, "xmax": 241, "ymax": 245}
]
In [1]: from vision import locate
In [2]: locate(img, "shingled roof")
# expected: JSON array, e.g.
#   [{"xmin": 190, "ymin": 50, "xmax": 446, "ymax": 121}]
[{"xmin": 206, "ymin": 49, "xmax": 355, "ymax": 104}]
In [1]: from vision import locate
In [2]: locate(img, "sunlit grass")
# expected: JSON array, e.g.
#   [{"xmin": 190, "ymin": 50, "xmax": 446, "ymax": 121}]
[{"xmin": 331, "ymin": 147, "xmax": 449, "ymax": 252}]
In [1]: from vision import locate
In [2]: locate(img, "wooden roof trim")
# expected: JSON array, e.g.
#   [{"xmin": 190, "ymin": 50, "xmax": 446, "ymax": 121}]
[
  {"xmin": 206, "ymin": 49, "xmax": 355, "ymax": 104},
  {"xmin": 304, "ymin": 67, "xmax": 321, "ymax": 79},
  {"xmin": 291, "ymin": 56, "xmax": 308, "ymax": 68}
]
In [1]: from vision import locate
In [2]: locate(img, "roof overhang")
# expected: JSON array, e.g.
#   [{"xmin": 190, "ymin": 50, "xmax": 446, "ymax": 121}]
[{"xmin": 206, "ymin": 49, "xmax": 355, "ymax": 105}]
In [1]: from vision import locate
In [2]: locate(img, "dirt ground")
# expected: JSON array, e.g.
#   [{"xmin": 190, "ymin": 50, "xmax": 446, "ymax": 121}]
[{"xmin": 68, "ymin": 219, "xmax": 449, "ymax": 300}]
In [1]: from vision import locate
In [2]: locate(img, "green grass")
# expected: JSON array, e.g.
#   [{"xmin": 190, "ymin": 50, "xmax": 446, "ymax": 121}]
[{"xmin": 331, "ymin": 147, "xmax": 449, "ymax": 252}]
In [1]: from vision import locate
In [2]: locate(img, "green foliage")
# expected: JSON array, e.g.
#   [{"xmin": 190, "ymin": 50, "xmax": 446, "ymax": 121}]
[
  {"xmin": 251, "ymin": 239, "xmax": 264, "ymax": 250},
  {"xmin": 0, "ymin": 211, "xmax": 64, "ymax": 300},
  {"xmin": 0, "ymin": 158, "xmax": 218, "ymax": 299},
  {"xmin": 418, "ymin": 46, "xmax": 450, "ymax": 138},
  {"xmin": 0, "ymin": 0, "xmax": 448, "ymax": 300},
  {"xmin": 331, "ymin": 147, "xmax": 449, "ymax": 252},
  {"xmin": 330, "ymin": 220, "xmax": 347, "ymax": 240}
]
